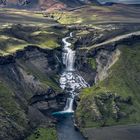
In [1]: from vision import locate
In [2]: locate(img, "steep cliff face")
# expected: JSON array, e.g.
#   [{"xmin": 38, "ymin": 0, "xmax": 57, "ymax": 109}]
[
  {"xmin": 73, "ymin": 24, "xmax": 140, "ymax": 86},
  {"xmin": 95, "ymin": 48, "xmax": 120, "ymax": 83},
  {"xmin": 75, "ymin": 49, "xmax": 96, "ymax": 85},
  {"xmin": 75, "ymin": 27, "xmax": 140, "ymax": 133},
  {"xmin": 0, "ymin": 46, "xmax": 64, "ymax": 140}
]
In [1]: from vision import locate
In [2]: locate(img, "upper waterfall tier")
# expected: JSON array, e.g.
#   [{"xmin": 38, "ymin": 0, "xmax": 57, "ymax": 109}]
[
  {"xmin": 62, "ymin": 33, "xmax": 75, "ymax": 72},
  {"xmin": 58, "ymin": 33, "xmax": 89, "ymax": 113}
]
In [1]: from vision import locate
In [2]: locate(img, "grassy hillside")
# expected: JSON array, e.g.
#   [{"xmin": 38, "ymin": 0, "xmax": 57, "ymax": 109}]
[
  {"xmin": 51, "ymin": 5, "xmax": 140, "ymax": 25},
  {"xmin": 0, "ymin": 8, "xmax": 69, "ymax": 56},
  {"xmin": 0, "ymin": 23, "xmax": 67, "ymax": 55},
  {"xmin": 76, "ymin": 43, "xmax": 140, "ymax": 128},
  {"xmin": 0, "ymin": 8, "xmax": 66, "ymax": 140},
  {"xmin": 26, "ymin": 127, "xmax": 57, "ymax": 140},
  {"xmin": 0, "ymin": 81, "xmax": 28, "ymax": 139},
  {"xmin": 0, "ymin": 8, "xmax": 56, "ymax": 25},
  {"xmin": 0, "ymin": 46, "xmax": 61, "ymax": 139}
]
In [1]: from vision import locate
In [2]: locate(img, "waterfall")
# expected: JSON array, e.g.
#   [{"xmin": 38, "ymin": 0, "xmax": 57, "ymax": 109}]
[
  {"xmin": 53, "ymin": 33, "xmax": 89, "ymax": 115},
  {"xmin": 63, "ymin": 97, "xmax": 74, "ymax": 113},
  {"xmin": 62, "ymin": 33, "xmax": 75, "ymax": 72},
  {"xmin": 60, "ymin": 32, "xmax": 89, "ymax": 113}
]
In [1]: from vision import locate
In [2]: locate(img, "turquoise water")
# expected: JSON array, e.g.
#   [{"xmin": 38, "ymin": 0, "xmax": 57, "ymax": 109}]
[{"xmin": 56, "ymin": 115, "xmax": 85, "ymax": 140}]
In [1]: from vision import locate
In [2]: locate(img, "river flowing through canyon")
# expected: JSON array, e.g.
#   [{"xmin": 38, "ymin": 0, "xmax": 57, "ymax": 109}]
[{"xmin": 54, "ymin": 33, "xmax": 89, "ymax": 140}]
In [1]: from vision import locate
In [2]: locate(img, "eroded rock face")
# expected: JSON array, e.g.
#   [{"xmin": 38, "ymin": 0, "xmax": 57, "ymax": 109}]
[
  {"xmin": 0, "ymin": 46, "xmax": 64, "ymax": 140},
  {"xmin": 76, "ymin": 93, "xmax": 133, "ymax": 128},
  {"xmin": 95, "ymin": 48, "xmax": 121, "ymax": 83},
  {"xmin": 75, "ymin": 49, "xmax": 96, "ymax": 85},
  {"xmin": 74, "ymin": 26, "xmax": 140, "ymax": 131},
  {"xmin": 0, "ymin": 108, "xmax": 26, "ymax": 140},
  {"xmin": 75, "ymin": 45, "xmax": 120, "ymax": 86},
  {"xmin": 75, "ymin": 46, "xmax": 120, "ymax": 86}
]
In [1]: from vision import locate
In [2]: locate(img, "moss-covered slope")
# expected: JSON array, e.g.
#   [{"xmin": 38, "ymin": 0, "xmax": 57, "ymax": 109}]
[
  {"xmin": 26, "ymin": 127, "xmax": 57, "ymax": 140},
  {"xmin": 76, "ymin": 43, "xmax": 140, "ymax": 128},
  {"xmin": 0, "ymin": 45, "xmax": 63, "ymax": 140},
  {"xmin": 0, "ymin": 24, "xmax": 67, "ymax": 55}
]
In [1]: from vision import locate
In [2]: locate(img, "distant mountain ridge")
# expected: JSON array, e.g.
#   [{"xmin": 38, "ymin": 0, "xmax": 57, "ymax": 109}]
[
  {"xmin": 99, "ymin": 0, "xmax": 140, "ymax": 4},
  {"xmin": 0, "ymin": 0, "xmax": 100, "ymax": 10}
]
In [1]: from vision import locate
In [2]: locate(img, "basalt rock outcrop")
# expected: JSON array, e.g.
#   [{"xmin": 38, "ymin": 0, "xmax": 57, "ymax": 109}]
[
  {"xmin": 75, "ymin": 46, "xmax": 121, "ymax": 85},
  {"xmin": 74, "ymin": 24, "xmax": 140, "ymax": 50},
  {"xmin": 74, "ymin": 25, "xmax": 140, "ymax": 85},
  {"xmin": 0, "ymin": 45, "xmax": 64, "ymax": 140},
  {"xmin": 76, "ymin": 92, "xmax": 133, "ymax": 128},
  {"xmin": 74, "ymin": 25, "xmax": 140, "ymax": 133},
  {"xmin": 75, "ymin": 49, "xmax": 96, "ymax": 85}
]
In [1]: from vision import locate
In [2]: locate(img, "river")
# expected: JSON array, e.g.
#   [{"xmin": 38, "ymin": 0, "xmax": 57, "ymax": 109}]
[{"xmin": 53, "ymin": 33, "xmax": 89, "ymax": 140}]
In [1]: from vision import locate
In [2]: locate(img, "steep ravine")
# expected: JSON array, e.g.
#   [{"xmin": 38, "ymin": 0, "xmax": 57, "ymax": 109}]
[
  {"xmin": 0, "ymin": 33, "xmax": 95, "ymax": 140},
  {"xmin": 0, "ymin": 31, "xmax": 124, "ymax": 140},
  {"xmin": 0, "ymin": 45, "xmax": 65, "ymax": 140},
  {"xmin": 53, "ymin": 33, "xmax": 89, "ymax": 140},
  {"xmin": 1, "ymin": 27, "xmax": 140, "ymax": 140},
  {"xmin": 75, "ymin": 34, "xmax": 140, "ymax": 139},
  {"xmin": 54, "ymin": 32, "xmax": 121, "ymax": 140}
]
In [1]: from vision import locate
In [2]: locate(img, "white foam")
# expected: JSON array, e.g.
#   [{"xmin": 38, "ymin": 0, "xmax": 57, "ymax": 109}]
[{"xmin": 60, "ymin": 33, "xmax": 89, "ymax": 113}]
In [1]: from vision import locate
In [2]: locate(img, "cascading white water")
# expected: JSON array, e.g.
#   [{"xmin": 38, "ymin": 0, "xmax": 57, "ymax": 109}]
[
  {"xmin": 58, "ymin": 33, "xmax": 89, "ymax": 114},
  {"xmin": 62, "ymin": 33, "xmax": 75, "ymax": 71},
  {"xmin": 63, "ymin": 97, "xmax": 74, "ymax": 112}
]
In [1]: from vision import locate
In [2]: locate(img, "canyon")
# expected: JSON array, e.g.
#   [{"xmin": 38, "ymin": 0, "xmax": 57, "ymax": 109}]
[{"xmin": 0, "ymin": 2, "xmax": 140, "ymax": 140}]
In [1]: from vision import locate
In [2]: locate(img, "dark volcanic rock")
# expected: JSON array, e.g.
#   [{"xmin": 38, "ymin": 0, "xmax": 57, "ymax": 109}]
[
  {"xmin": 0, "ymin": 45, "xmax": 63, "ymax": 140},
  {"xmin": 0, "ymin": 55, "xmax": 15, "ymax": 65},
  {"xmin": 75, "ymin": 49, "xmax": 96, "ymax": 85}
]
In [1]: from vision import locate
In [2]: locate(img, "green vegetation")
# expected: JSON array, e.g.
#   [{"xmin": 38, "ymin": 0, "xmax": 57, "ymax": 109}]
[
  {"xmin": 50, "ymin": 7, "xmax": 99, "ymax": 24},
  {"xmin": 26, "ymin": 127, "xmax": 57, "ymax": 140},
  {"xmin": 17, "ymin": 58, "xmax": 61, "ymax": 92},
  {"xmin": 76, "ymin": 30, "xmax": 90, "ymax": 36},
  {"xmin": 0, "ymin": 82, "xmax": 27, "ymax": 127},
  {"xmin": 0, "ymin": 8, "xmax": 56, "ymax": 25},
  {"xmin": 88, "ymin": 58, "xmax": 96, "ymax": 69},
  {"xmin": 51, "ymin": 5, "xmax": 140, "ymax": 25},
  {"xmin": 0, "ymin": 24, "xmax": 67, "ymax": 55},
  {"xmin": 76, "ymin": 43, "xmax": 140, "ymax": 128}
]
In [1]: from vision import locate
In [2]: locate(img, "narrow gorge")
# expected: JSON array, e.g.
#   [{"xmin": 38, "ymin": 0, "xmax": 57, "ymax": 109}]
[
  {"xmin": 1, "ymin": 1, "xmax": 140, "ymax": 140},
  {"xmin": 53, "ymin": 33, "xmax": 89, "ymax": 140}
]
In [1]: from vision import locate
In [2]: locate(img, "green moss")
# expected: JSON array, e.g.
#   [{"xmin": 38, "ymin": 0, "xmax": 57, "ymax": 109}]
[
  {"xmin": 88, "ymin": 58, "xmax": 96, "ymax": 69},
  {"xmin": 76, "ymin": 43, "xmax": 140, "ymax": 128},
  {"xmin": 39, "ymin": 39, "xmax": 60, "ymax": 49},
  {"xmin": 76, "ymin": 30, "xmax": 90, "ymax": 36},
  {"xmin": 0, "ymin": 82, "xmax": 27, "ymax": 127},
  {"xmin": 0, "ymin": 24, "xmax": 67, "ymax": 55},
  {"xmin": 51, "ymin": 6, "xmax": 108, "ymax": 25},
  {"xmin": 26, "ymin": 127, "xmax": 57, "ymax": 140}
]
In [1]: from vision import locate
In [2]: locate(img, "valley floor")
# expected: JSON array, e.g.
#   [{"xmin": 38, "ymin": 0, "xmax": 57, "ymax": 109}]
[{"xmin": 84, "ymin": 124, "xmax": 140, "ymax": 140}]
